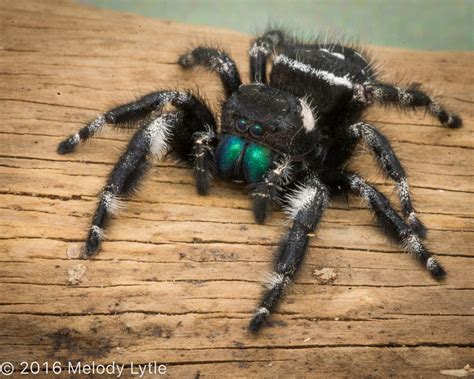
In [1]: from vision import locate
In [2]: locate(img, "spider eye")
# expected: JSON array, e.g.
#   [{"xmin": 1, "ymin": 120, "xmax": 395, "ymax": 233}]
[
  {"xmin": 236, "ymin": 119, "xmax": 249, "ymax": 132},
  {"xmin": 250, "ymin": 124, "xmax": 264, "ymax": 138}
]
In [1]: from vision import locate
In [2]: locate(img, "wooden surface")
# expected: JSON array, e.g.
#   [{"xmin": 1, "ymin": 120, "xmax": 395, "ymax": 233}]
[{"xmin": 0, "ymin": 1, "xmax": 473, "ymax": 378}]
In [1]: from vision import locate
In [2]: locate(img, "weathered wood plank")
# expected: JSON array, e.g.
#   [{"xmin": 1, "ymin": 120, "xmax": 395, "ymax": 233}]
[{"xmin": 0, "ymin": 0, "xmax": 472, "ymax": 378}]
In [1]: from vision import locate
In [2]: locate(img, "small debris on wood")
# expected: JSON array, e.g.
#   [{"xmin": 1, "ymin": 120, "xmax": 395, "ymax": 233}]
[
  {"xmin": 313, "ymin": 267, "xmax": 337, "ymax": 284},
  {"xmin": 67, "ymin": 263, "xmax": 87, "ymax": 285},
  {"xmin": 440, "ymin": 364, "xmax": 473, "ymax": 377}
]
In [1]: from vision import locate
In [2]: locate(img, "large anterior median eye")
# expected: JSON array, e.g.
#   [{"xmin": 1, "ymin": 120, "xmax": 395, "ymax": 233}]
[
  {"xmin": 236, "ymin": 119, "xmax": 249, "ymax": 132},
  {"xmin": 249, "ymin": 124, "xmax": 264, "ymax": 138},
  {"xmin": 243, "ymin": 143, "xmax": 272, "ymax": 184},
  {"xmin": 215, "ymin": 135, "xmax": 246, "ymax": 179}
]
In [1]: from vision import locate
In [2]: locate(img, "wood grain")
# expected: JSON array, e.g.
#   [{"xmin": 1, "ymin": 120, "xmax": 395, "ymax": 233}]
[{"xmin": 0, "ymin": 1, "xmax": 473, "ymax": 378}]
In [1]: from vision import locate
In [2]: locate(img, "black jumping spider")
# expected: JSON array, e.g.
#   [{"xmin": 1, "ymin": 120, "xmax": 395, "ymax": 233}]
[{"xmin": 57, "ymin": 30, "xmax": 462, "ymax": 332}]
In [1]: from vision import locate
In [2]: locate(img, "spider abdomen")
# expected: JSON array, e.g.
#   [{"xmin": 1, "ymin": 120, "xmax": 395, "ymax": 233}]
[{"xmin": 215, "ymin": 135, "xmax": 273, "ymax": 184}]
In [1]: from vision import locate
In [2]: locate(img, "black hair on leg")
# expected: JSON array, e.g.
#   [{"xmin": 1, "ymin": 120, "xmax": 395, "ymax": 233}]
[
  {"xmin": 178, "ymin": 47, "xmax": 242, "ymax": 97},
  {"xmin": 347, "ymin": 121, "xmax": 426, "ymax": 237},
  {"xmin": 57, "ymin": 115, "xmax": 106, "ymax": 154},
  {"xmin": 167, "ymin": 93, "xmax": 217, "ymax": 195},
  {"xmin": 325, "ymin": 170, "xmax": 446, "ymax": 278},
  {"xmin": 192, "ymin": 126, "xmax": 216, "ymax": 195},
  {"xmin": 249, "ymin": 29, "xmax": 287, "ymax": 83},
  {"xmin": 80, "ymin": 91, "xmax": 217, "ymax": 257},
  {"xmin": 248, "ymin": 156, "xmax": 292, "ymax": 224},
  {"xmin": 57, "ymin": 91, "xmax": 215, "ymax": 154},
  {"xmin": 82, "ymin": 112, "xmax": 181, "ymax": 258},
  {"xmin": 353, "ymin": 82, "xmax": 462, "ymax": 128},
  {"xmin": 57, "ymin": 91, "xmax": 176, "ymax": 154},
  {"xmin": 249, "ymin": 175, "xmax": 329, "ymax": 332}
]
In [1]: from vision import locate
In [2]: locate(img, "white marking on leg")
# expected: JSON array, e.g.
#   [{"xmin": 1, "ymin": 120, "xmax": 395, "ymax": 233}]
[
  {"xmin": 373, "ymin": 87, "xmax": 384, "ymax": 100},
  {"xmin": 349, "ymin": 175, "xmax": 373, "ymax": 204},
  {"xmin": 90, "ymin": 225, "xmax": 105, "ymax": 240},
  {"xmin": 263, "ymin": 271, "xmax": 286, "ymax": 290},
  {"xmin": 398, "ymin": 89, "xmax": 413, "ymax": 105},
  {"xmin": 284, "ymin": 180, "xmax": 323, "ymax": 219},
  {"xmin": 174, "ymin": 91, "xmax": 188, "ymax": 103},
  {"xmin": 348, "ymin": 122, "xmax": 362, "ymax": 138},
  {"xmin": 357, "ymin": 123, "xmax": 379, "ymax": 147},
  {"xmin": 405, "ymin": 234, "xmax": 423, "ymax": 255},
  {"xmin": 429, "ymin": 101, "xmax": 442, "ymax": 116},
  {"xmin": 194, "ymin": 125, "xmax": 215, "ymax": 144},
  {"xmin": 249, "ymin": 44, "xmax": 270, "ymax": 57},
  {"xmin": 426, "ymin": 257, "xmax": 435, "ymax": 270},
  {"xmin": 87, "ymin": 115, "xmax": 106, "ymax": 135},
  {"xmin": 146, "ymin": 116, "xmax": 173, "ymax": 159},
  {"xmin": 255, "ymin": 307, "xmax": 270, "ymax": 317},
  {"xmin": 71, "ymin": 132, "xmax": 80, "ymax": 144},
  {"xmin": 102, "ymin": 191, "xmax": 124, "ymax": 215},
  {"xmin": 249, "ymin": 32, "xmax": 282, "ymax": 57},
  {"xmin": 180, "ymin": 52, "xmax": 196, "ymax": 66},
  {"xmin": 447, "ymin": 115, "xmax": 455, "ymax": 125},
  {"xmin": 299, "ymin": 98, "xmax": 316, "ymax": 131},
  {"xmin": 396, "ymin": 178, "xmax": 410, "ymax": 205},
  {"xmin": 274, "ymin": 55, "xmax": 353, "ymax": 88},
  {"xmin": 213, "ymin": 56, "xmax": 234, "ymax": 76},
  {"xmin": 350, "ymin": 122, "xmax": 379, "ymax": 152},
  {"xmin": 408, "ymin": 211, "xmax": 418, "ymax": 224},
  {"xmin": 352, "ymin": 84, "xmax": 371, "ymax": 104}
]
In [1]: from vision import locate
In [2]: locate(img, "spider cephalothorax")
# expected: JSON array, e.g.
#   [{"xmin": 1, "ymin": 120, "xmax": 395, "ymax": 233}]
[
  {"xmin": 57, "ymin": 30, "xmax": 462, "ymax": 333},
  {"xmin": 217, "ymin": 84, "xmax": 323, "ymax": 184}
]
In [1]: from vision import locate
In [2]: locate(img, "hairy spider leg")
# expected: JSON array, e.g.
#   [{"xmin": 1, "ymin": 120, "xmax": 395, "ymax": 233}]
[
  {"xmin": 325, "ymin": 171, "xmax": 446, "ymax": 278},
  {"xmin": 57, "ymin": 91, "xmax": 174, "ymax": 154},
  {"xmin": 178, "ymin": 47, "xmax": 242, "ymax": 97},
  {"xmin": 249, "ymin": 29, "xmax": 287, "ymax": 83},
  {"xmin": 83, "ymin": 112, "xmax": 180, "ymax": 258},
  {"xmin": 191, "ymin": 125, "xmax": 216, "ymax": 195},
  {"xmin": 248, "ymin": 156, "xmax": 292, "ymax": 224},
  {"xmin": 249, "ymin": 176, "xmax": 329, "ymax": 332},
  {"xmin": 57, "ymin": 90, "xmax": 216, "ymax": 194},
  {"xmin": 347, "ymin": 121, "xmax": 426, "ymax": 237},
  {"xmin": 354, "ymin": 82, "xmax": 462, "ymax": 128},
  {"xmin": 57, "ymin": 91, "xmax": 215, "ymax": 154},
  {"xmin": 60, "ymin": 92, "xmax": 216, "ymax": 258}
]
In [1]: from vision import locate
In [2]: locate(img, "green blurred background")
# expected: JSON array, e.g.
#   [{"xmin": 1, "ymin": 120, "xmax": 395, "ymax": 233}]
[{"xmin": 81, "ymin": 0, "xmax": 473, "ymax": 50}]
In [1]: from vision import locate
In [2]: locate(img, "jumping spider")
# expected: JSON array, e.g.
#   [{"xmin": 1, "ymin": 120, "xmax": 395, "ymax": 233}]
[{"xmin": 57, "ymin": 30, "xmax": 462, "ymax": 332}]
